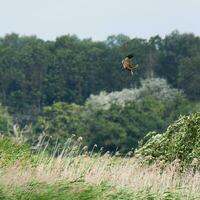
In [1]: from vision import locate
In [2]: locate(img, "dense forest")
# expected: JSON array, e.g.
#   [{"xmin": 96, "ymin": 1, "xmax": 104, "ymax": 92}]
[{"xmin": 0, "ymin": 30, "xmax": 200, "ymax": 152}]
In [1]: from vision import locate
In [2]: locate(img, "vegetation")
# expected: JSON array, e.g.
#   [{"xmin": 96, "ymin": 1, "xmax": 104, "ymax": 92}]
[
  {"xmin": 0, "ymin": 182, "xmax": 194, "ymax": 200},
  {"xmin": 136, "ymin": 112, "xmax": 200, "ymax": 167},
  {"xmin": 0, "ymin": 133, "xmax": 200, "ymax": 200},
  {"xmin": 0, "ymin": 31, "xmax": 200, "ymax": 198},
  {"xmin": 0, "ymin": 105, "xmax": 13, "ymax": 133},
  {"xmin": 0, "ymin": 31, "xmax": 200, "ymax": 117},
  {"xmin": 0, "ymin": 31, "xmax": 199, "ymax": 152},
  {"xmin": 0, "ymin": 136, "xmax": 30, "ymax": 168},
  {"xmin": 33, "ymin": 78, "xmax": 196, "ymax": 152}
]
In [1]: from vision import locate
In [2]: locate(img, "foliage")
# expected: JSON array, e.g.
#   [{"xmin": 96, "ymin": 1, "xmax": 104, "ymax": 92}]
[
  {"xmin": 0, "ymin": 134, "xmax": 198, "ymax": 200},
  {"xmin": 155, "ymin": 31, "xmax": 200, "ymax": 89},
  {"xmin": 0, "ymin": 104, "xmax": 13, "ymax": 134},
  {"xmin": 105, "ymin": 34, "xmax": 131, "ymax": 48},
  {"xmin": 34, "ymin": 102, "xmax": 84, "ymax": 142},
  {"xmin": 178, "ymin": 54, "xmax": 200, "ymax": 100},
  {"xmin": 84, "ymin": 95, "xmax": 194, "ymax": 152},
  {"xmin": 0, "ymin": 31, "xmax": 199, "ymax": 153},
  {"xmin": 85, "ymin": 78, "xmax": 183, "ymax": 111},
  {"xmin": 0, "ymin": 31, "xmax": 200, "ymax": 123},
  {"xmin": 136, "ymin": 112, "xmax": 200, "ymax": 167},
  {"xmin": 0, "ymin": 181, "xmax": 192, "ymax": 200},
  {"xmin": 0, "ymin": 137, "xmax": 30, "ymax": 167},
  {"xmin": 33, "ymin": 79, "xmax": 195, "ymax": 152}
]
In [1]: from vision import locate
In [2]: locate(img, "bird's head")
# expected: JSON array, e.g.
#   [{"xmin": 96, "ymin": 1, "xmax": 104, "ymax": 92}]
[{"xmin": 127, "ymin": 54, "xmax": 134, "ymax": 59}]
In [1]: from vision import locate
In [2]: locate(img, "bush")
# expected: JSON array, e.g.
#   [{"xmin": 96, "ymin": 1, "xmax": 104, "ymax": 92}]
[
  {"xmin": 136, "ymin": 112, "xmax": 200, "ymax": 167},
  {"xmin": 85, "ymin": 78, "xmax": 184, "ymax": 111}
]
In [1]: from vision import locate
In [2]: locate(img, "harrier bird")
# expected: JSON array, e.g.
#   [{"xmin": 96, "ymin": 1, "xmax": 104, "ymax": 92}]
[{"xmin": 121, "ymin": 54, "xmax": 138, "ymax": 75}]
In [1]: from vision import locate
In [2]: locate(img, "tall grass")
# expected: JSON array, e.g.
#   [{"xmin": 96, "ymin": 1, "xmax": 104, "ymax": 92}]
[{"xmin": 0, "ymin": 135, "xmax": 200, "ymax": 199}]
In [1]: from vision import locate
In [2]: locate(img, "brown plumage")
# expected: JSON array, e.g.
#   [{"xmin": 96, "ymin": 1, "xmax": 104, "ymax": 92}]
[{"xmin": 121, "ymin": 54, "xmax": 138, "ymax": 75}]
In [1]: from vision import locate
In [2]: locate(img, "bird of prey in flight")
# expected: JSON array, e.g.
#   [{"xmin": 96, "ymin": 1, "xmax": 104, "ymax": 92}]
[{"xmin": 121, "ymin": 54, "xmax": 139, "ymax": 75}]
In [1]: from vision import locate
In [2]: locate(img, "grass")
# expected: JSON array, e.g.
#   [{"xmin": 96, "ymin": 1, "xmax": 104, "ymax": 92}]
[
  {"xmin": 0, "ymin": 136, "xmax": 30, "ymax": 168},
  {"xmin": 0, "ymin": 135, "xmax": 200, "ymax": 199},
  {"xmin": 0, "ymin": 182, "xmax": 194, "ymax": 200}
]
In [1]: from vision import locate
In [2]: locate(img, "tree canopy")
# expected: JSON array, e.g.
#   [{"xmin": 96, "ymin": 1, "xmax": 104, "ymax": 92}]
[
  {"xmin": 0, "ymin": 31, "xmax": 200, "ymax": 120},
  {"xmin": 0, "ymin": 31, "xmax": 200, "ymax": 152}
]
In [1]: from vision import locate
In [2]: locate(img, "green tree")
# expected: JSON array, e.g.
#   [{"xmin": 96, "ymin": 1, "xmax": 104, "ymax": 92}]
[
  {"xmin": 105, "ymin": 34, "xmax": 131, "ymax": 48},
  {"xmin": 155, "ymin": 30, "xmax": 200, "ymax": 87},
  {"xmin": 178, "ymin": 55, "xmax": 200, "ymax": 100},
  {"xmin": 34, "ymin": 102, "xmax": 84, "ymax": 141},
  {"xmin": 83, "ymin": 94, "xmax": 194, "ymax": 152}
]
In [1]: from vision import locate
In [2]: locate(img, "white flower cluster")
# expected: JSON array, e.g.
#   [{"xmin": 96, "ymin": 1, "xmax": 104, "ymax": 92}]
[{"xmin": 85, "ymin": 78, "xmax": 184, "ymax": 111}]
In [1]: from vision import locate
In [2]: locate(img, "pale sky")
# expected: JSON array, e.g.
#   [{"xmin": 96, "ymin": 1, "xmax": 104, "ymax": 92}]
[{"xmin": 0, "ymin": 0, "xmax": 199, "ymax": 41}]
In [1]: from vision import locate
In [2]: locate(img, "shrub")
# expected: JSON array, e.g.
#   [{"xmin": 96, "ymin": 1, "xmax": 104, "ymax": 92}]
[
  {"xmin": 136, "ymin": 112, "xmax": 200, "ymax": 167},
  {"xmin": 85, "ymin": 78, "xmax": 184, "ymax": 111}
]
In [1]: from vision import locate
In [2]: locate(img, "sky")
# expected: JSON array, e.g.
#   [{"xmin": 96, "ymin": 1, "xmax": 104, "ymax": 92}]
[{"xmin": 0, "ymin": 0, "xmax": 199, "ymax": 41}]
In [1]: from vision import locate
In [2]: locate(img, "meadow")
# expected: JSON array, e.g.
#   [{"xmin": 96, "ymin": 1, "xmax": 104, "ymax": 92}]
[{"xmin": 0, "ymin": 132, "xmax": 200, "ymax": 200}]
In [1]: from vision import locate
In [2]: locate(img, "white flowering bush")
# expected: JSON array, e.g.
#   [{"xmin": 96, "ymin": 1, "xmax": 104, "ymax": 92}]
[{"xmin": 85, "ymin": 78, "xmax": 184, "ymax": 111}]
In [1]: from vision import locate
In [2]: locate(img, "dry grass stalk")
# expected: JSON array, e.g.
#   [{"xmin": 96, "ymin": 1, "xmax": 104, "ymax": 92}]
[{"xmin": 1, "ymin": 154, "xmax": 200, "ymax": 198}]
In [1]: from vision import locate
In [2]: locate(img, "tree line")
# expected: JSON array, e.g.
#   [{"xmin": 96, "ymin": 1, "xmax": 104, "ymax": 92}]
[
  {"xmin": 0, "ymin": 31, "xmax": 200, "ymax": 116},
  {"xmin": 0, "ymin": 31, "xmax": 199, "ymax": 152}
]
